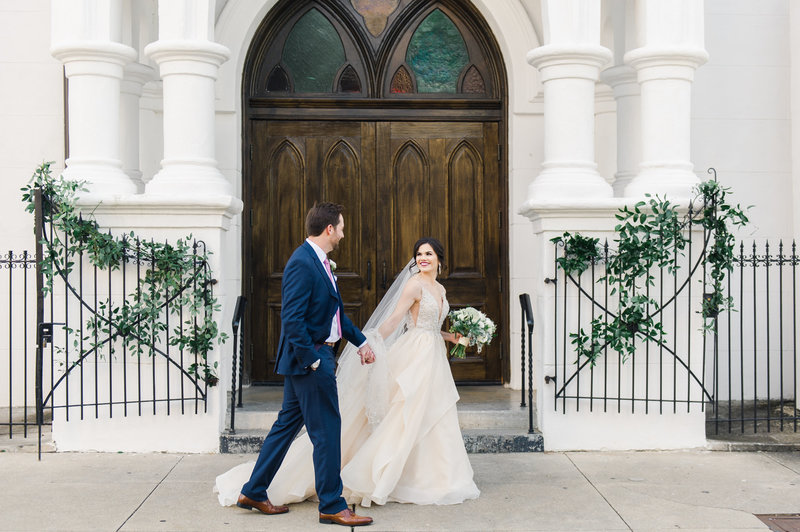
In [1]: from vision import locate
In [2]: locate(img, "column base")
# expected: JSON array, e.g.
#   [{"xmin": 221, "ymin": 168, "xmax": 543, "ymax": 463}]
[
  {"xmin": 63, "ymin": 158, "xmax": 138, "ymax": 196},
  {"xmin": 624, "ymin": 163, "xmax": 699, "ymax": 200},
  {"xmin": 146, "ymin": 160, "xmax": 233, "ymax": 197},
  {"xmin": 125, "ymin": 169, "xmax": 145, "ymax": 193},
  {"xmin": 527, "ymin": 161, "xmax": 613, "ymax": 201},
  {"xmin": 612, "ymin": 171, "xmax": 637, "ymax": 197}
]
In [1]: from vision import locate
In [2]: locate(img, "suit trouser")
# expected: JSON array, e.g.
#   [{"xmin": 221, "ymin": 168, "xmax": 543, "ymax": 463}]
[{"xmin": 240, "ymin": 346, "xmax": 347, "ymax": 515}]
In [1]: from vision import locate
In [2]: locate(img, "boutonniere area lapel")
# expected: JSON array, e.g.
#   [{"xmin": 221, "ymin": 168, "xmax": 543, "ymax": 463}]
[{"xmin": 328, "ymin": 259, "xmax": 338, "ymax": 283}]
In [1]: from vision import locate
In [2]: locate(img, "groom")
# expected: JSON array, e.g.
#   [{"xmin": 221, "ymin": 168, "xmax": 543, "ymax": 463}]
[{"xmin": 238, "ymin": 202, "xmax": 375, "ymax": 527}]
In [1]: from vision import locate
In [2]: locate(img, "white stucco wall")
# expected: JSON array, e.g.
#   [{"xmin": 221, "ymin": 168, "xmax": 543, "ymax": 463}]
[
  {"xmin": 0, "ymin": 1, "xmax": 65, "ymax": 410},
  {"xmin": 693, "ymin": 0, "xmax": 793, "ymax": 241},
  {"xmin": 0, "ymin": 0, "xmax": 64, "ymax": 251}
]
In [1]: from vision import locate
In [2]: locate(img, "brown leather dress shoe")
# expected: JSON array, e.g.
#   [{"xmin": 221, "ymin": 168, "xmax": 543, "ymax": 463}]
[
  {"xmin": 236, "ymin": 493, "xmax": 289, "ymax": 515},
  {"xmin": 319, "ymin": 508, "xmax": 373, "ymax": 526}
]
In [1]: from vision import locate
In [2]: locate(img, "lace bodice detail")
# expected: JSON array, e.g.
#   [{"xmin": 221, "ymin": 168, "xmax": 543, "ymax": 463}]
[{"xmin": 405, "ymin": 284, "xmax": 449, "ymax": 332}]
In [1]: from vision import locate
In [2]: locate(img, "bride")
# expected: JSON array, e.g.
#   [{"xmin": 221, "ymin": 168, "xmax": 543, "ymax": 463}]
[{"xmin": 216, "ymin": 237, "xmax": 480, "ymax": 507}]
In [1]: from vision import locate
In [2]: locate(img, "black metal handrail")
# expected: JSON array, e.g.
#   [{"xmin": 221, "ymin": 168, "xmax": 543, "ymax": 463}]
[
  {"xmin": 519, "ymin": 293, "xmax": 534, "ymax": 434},
  {"xmin": 229, "ymin": 295, "xmax": 247, "ymax": 433}
]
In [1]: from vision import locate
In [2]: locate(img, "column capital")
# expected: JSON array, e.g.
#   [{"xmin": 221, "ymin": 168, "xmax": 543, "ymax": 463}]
[
  {"xmin": 624, "ymin": 46, "xmax": 709, "ymax": 81},
  {"xmin": 527, "ymin": 44, "xmax": 612, "ymax": 81},
  {"xmin": 122, "ymin": 62, "xmax": 156, "ymax": 96},
  {"xmin": 600, "ymin": 65, "xmax": 638, "ymax": 88},
  {"xmin": 51, "ymin": 41, "xmax": 137, "ymax": 78},
  {"xmin": 145, "ymin": 40, "xmax": 230, "ymax": 78}
]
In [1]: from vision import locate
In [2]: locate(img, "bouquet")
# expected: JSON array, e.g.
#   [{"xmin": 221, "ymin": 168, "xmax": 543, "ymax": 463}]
[{"xmin": 447, "ymin": 307, "xmax": 496, "ymax": 358}]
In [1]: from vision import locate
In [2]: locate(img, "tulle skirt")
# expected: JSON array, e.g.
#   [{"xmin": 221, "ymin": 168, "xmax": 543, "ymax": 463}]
[{"xmin": 214, "ymin": 327, "xmax": 479, "ymax": 507}]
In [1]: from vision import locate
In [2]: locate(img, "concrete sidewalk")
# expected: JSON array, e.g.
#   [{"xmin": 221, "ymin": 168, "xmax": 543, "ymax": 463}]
[{"xmin": 0, "ymin": 450, "xmax": 798, "ymax": 531}]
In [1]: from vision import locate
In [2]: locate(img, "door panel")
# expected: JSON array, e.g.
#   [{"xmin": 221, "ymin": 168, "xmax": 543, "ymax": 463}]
[
  {"xmin": 376, "ymin": 121, "xmax": 501, "ymax": 382},
  {"xmin": 250, "ymin": 120, "xmax": 376, "ymax": 382},
  {"xmin": 249, "ymin": 119, "xmax": 501, "ymax": 383}
]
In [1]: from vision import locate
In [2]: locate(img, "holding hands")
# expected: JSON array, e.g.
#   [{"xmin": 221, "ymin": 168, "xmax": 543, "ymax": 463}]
[{"xmin": 358, "ymin": 344, "xmax": 376, "ymax": 365}]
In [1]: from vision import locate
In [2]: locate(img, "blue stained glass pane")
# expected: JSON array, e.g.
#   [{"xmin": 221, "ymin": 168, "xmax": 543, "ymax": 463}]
[
  {"xmin": 283, "ymin": 9, "xmax": 346, "ymax": 93},
  {"xmin": 406, "ymin": 9, "xmax": 468, "ymax": 93}
]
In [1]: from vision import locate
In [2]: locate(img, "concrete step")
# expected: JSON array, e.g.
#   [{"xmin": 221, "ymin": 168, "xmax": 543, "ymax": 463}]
[
  {"xmin": 220, "ymin": 428, "xmax": 543, "ymax": 454},
  {"xmin": 223, "ymin": 385, "xmax": 542, "ymax": 453},
  {"xmin": 230, "ymin": 406, "xmax": 532, "ymax": 431}
]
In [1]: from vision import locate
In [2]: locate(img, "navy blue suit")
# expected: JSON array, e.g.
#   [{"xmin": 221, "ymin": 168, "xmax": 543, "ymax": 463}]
[{"xmin": 241, "ymin": 241, "xmax": 366, "ymax": 514}]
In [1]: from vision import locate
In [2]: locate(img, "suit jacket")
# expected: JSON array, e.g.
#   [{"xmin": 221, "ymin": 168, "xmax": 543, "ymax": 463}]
[{"xmin": 274, "ymin": 241, "xmax": 366, "ymax": 375}]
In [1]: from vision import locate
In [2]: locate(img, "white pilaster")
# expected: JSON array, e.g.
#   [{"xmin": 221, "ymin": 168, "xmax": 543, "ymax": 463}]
[
  {"xmin": 120, "ymin": 62, "xmax": 155, "ymax": 193},
  {"xmin": 50, "ymin": 0, "xmax": 138, "ymax": 196},
  {"xmin": 601, "ymin": 66, "xmax": 641, "ymax": 196},
  {"xmin": 144, "ymin": 1, "xmax": 232, "ymax": 197},
  {"xmin": 792, "ymin": 0, "xmax": 800, "ymax": 239},
  {"xmin": 623, "ymin": 0, "xmax": 708, "ymax": 199},
  {"xmin": 526, "ymin": 0, "xmax": 613, "ymax": 200}
]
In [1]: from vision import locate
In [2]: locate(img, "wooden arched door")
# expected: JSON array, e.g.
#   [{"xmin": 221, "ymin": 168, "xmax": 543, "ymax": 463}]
[{"xmin": 243, "ymin": 0, "xmax": 507, "ymax": 384}]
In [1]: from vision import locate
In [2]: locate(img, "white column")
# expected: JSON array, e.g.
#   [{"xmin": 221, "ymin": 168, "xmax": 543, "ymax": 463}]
[
  {"xmin": 144, "ymin": 0, "xmax": 231, "ymax": 197},
  {"xmin": 526, "ymin": 0, "xmax": 613, "ymax": 200},
  {"xmin": 601, "ymin": 66, "xmax": 641, "ymax": 196},
  {"xmin": 50, "ymin": 0, "xmax": 137, "ymax": 196},
  {"xmin": 120, "ymin": 63, "xmax": 154, "ymax": 193},
  {"xmin": 623, "ymin": 0, "xmax": 708, "ymax": 199},
  {"xmin": 139, "ymin": 81, "xmax": 164, "ymax": 188}
]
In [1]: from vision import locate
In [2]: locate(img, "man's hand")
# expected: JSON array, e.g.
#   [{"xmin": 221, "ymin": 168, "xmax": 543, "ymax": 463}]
[{"xmin": 357, "ymin": 344, "xmax": 375, "ymax": 365}]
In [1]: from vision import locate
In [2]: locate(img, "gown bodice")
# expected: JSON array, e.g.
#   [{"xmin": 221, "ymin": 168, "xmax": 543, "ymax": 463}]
[{"xmin": 405, "ymin": 284, "xmax": 448, "ymax": 333}]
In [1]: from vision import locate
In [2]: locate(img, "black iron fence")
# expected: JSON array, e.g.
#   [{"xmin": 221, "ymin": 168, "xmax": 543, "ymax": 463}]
[
  {"xmin": 548, "ymin": 235, "xmax": 799, "ymax": 434},
  {"xmin": 1, "ymin": 189, "xmax": 214, "ymax": 452},
  {"xmin": 707, "ymin": 242, "xmax": 799, "ymax": 434},
  {"xmin": 1, "ymin": 250, "xmax": 38, "ymax": 438}
]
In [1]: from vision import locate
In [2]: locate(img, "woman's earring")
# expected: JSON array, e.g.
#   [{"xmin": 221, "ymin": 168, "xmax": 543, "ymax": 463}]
[{"xmin": 438, "ymin": 264, "xmax": 442, "ymax": 275}]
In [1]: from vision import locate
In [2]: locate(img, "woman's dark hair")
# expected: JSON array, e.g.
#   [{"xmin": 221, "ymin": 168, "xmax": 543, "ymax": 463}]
[
  {"xmin": 305, "ymin": 202, "xmax": 344, "ymax": 237},
  {"xmin": 412, "ymin": 237, "xmax": 446, "ymax": 271}
]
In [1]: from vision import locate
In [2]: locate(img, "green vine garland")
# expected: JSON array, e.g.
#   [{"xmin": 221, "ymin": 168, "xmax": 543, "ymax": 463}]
[
  {"xmin": 551, "ymin": 178, "xmax": 749, "ymax": 366},
  {"xmin": 21, "ymin": 162, "xmax": 226, "ymax": 386}
]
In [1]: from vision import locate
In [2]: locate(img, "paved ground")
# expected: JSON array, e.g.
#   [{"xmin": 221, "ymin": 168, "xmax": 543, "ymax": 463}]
[{"xmin": 1, "ymin": 450, "xmax": 798, "ymax": 531}]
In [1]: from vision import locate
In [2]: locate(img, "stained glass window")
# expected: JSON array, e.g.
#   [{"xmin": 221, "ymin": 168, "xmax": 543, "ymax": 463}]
[
  {"xmin": 390, "ymin": 66, "xmax": 413, "ymax": 93},
  {"xmin": 282, "ymin": 8, "xmax": 346, "ymax": 93},
  {"xmin": 461, "ymin": 65, "xmax": 485, "ymax": 94},
  {"xmin": 406, "ymin": 9, "xmax": 468, "ymax": 93},
  {"xmin": 266, "ymin": 66, "xmax": 290, "ymax": 92},
  {"xmin": 338, "ymin": 65, "xmax": 361, "ymax": 92},
  {"xmin": 350, "ymin": 0, "xmax": 401, "ymax": 37}
]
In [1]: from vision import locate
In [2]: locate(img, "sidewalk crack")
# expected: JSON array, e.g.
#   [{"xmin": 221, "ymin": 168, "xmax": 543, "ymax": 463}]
[
  {"xmin": 763, "ymin": 452, "xmax": 800, "ymax": 476},
  {"xmin": 566, "ymin": 453, "xmax": 633, "ymax": 531},
  {"xmin": 116, "ymin": 455, "xmax": 185, "ymax": 531}
]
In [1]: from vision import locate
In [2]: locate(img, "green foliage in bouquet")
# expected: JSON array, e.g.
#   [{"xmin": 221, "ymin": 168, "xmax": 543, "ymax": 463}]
[{"xmin": 447, "ymin": 307, "xmax": 496, "ymax": 358}]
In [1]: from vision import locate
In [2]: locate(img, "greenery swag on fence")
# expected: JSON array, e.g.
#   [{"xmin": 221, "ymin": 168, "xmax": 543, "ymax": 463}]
[
  {"xmin": 551, "ymin": 177, "xmax": 749, "ymax": 366},
  {"xmin": 21, "ymin": 162, "xmax": 226, "ymax": 385}
]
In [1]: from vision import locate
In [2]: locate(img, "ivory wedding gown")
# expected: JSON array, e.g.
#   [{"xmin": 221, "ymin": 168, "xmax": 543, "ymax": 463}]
[{"xmin": 215, "ymin": 281, "xmax": 480, "ymax": 507}]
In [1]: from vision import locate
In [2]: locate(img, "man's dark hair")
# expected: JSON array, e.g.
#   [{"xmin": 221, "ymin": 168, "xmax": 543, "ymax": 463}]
[{"xmin": 305, "ymin": 202, "xmax": 344, "ymax": 237}]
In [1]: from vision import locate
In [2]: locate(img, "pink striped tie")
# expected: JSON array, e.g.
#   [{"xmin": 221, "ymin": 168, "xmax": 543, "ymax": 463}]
[{"xmin": 323, "ymin": 258, "xmax": 342, "ymax": 338}]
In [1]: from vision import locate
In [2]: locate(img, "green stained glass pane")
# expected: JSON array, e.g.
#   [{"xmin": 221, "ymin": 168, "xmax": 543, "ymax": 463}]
[
  {"xmin": 282, "ymin": 9, "xmax": 346, "ymax": 93},
  {"xmin": 406, "ymin": 10, "xmax": 468, "ymax": 93}
]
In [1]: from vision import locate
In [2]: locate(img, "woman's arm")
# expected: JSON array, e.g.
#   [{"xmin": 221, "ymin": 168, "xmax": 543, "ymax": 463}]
[{"xmin": 377, "ymin": 279, "xmax": 421, "ymax": 340}]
